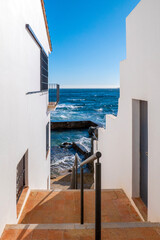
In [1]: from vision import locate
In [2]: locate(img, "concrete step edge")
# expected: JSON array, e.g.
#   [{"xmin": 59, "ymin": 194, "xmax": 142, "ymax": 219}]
[
  {"xmin": 30, "ymin": 189, "xmax": 123, "ymax": 193},
  {"xmin": 5, "ymin": 222, "xmax": 160, "ymax": 230}
]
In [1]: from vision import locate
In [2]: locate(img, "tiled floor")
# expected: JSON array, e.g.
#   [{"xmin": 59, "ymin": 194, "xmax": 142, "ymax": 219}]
[
  {"xmin": 19, "ymin": 190, "xmax": 141, "ymax": 224},
  {"xmin": 1, "ymin": 227, "xmax": 160, "ymax": 240}
]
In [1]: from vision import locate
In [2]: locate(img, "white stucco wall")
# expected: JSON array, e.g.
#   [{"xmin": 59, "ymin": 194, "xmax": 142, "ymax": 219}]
[
  {"xmin": 97, "ymin": 0, "xmax": 160, "ymax": 222},
  {"xmin": 0, "ymin": 0, "xmax": 51, "ymax": 235}
]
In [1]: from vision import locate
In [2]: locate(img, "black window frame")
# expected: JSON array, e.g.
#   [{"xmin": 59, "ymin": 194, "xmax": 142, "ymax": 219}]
[
  {"xmin": 16, "ymin": 155, "xmax": 26, "ymax": 203},
  {"xmin": 26, "ymin": 24, "xmax": 49, "ymax": 93},
  {"xmin": 40, "ymin": 49, "xmax": 48, "ymax": 91}
]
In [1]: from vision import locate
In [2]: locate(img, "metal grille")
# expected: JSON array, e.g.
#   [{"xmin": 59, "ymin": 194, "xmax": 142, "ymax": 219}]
[
  {"xmin": 48, "ymin": 84, "xmax": 60, "ymax": 103},
  {"xmin": 40, "ymin": 49, "xmax": 48, "ymax": 91},
  {"xmin": 46, "ymin": 122, "xmax": 49, "ymax": 155},
  {"xmin": 16, "ymin": 155, "xmax": 25, "ymax": 203}
]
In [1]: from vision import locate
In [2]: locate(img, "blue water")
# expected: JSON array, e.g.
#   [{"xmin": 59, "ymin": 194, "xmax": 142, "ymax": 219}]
[
  {"xmin": 50, "ymin": 88, "xmax": 119, "ymax": 126},
  {"xmin": 50, "ymin": 89, "xmax": 120, "ymax": 176}
]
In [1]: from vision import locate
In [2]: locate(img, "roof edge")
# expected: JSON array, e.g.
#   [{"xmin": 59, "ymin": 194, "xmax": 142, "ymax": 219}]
[{"xmin": 41, "ymin": 0, "xmax": 52, "ymax": 52}]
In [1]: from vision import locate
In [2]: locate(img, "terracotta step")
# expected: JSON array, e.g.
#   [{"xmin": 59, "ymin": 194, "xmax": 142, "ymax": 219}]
[{"xmin": 2, "ymin": 222, "xmax": 160, "ymax": 240}]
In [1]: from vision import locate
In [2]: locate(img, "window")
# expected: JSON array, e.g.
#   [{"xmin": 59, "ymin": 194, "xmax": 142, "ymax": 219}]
[
  {"xmin": 46, "ymin": 122, "xmax": 49, "ymax": 156},
  {"xmin": 16, "ymin": 155, "xmax": 26, "ymax": 203},
  {"xmin": 26, "ymin": 24, "xmax": 48, "ymax": 93},
  {"xmin": 41, "ymin": 49, "xmax": 48, "ymax": 91}
]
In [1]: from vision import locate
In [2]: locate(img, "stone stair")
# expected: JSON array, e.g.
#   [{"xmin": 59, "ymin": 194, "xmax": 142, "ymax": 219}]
[
  {"xmin": 1, "ymin": 189, "xmax": 160, "ymax": 239},
  {"xmin": 2, "ymin": 222, "xmax": 160, "ymax": 239}
]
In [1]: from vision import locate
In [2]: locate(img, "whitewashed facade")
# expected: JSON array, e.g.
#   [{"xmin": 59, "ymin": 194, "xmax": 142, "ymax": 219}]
[
  {"xmin": 0, "ymin": 0, "xmax": 51, "ymax": 236},
  {"xmin": 96, "ymin": 0, "xmax": 160, "ymax": 222}
]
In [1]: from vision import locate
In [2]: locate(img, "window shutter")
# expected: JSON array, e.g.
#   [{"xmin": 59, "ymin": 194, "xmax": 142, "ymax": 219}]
[
  {"xmin": 41, "ymin": 49, "xmax": 48, "ymax": 91},
  {"xmin": 46, "ymin": 122, "xmax": 49, "ymax": 155}
]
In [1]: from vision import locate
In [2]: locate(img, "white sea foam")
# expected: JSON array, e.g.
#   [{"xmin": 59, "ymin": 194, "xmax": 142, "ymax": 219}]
[
  {"xmin": 51, "ymin": 155, "xmax": 75, "ymax": 168},
  {"xmin": 56, "ymin": 104, "xmax": 68, "ymax": 108},
  {"xmin": 77, "ymin": 137, "xmax": 91, "ymax": 152},
  {"xmin": 60, "ymin": 114, "xmax": 67, "ymax": 119},
  {"xmin": 57, "ymin": 104, "xmax": 82, "ymax": 110},
  {"xmin": 96, "ymin": 108, "xmax": 103, "ymax": 112}
]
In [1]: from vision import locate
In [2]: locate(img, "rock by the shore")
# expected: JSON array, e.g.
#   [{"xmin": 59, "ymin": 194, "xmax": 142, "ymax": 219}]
[
  {"xmin": 60, "ymin": 142, "xmax": 72, "ymax": 149},
  {"xmin": 51, "ymin": 120, "xmax": 98, "ymax": 130},
  {"xmin": 88, "ymin": 126, "xmax": 98, "ymax": 138}
]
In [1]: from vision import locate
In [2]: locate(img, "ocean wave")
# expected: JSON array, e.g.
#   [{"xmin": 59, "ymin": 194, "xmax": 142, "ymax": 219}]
[
  {"xmin": 51, "ymin": 154, "xmax": 76, "ymax": 173},
  {"xmin": 51, "ymin": 155, "xmax": 75, "ymax": 166},
  {"xmin": 67, "ymin": 98, "xmax": 85, "ymax": 101},
  {"xmin": 77, "ymin": 137, "xmax": 91, "ymax": 152},
  {"xmin": 60, "ymin": 114, "xmax": 68, "ymax": 119},
  {"xmin": 96, "ymin": 108, "xmax": 103, "ymax": 112},
  {"xmin": 57, "ymin": 104, "xmax": 82, "ymax": 110}
]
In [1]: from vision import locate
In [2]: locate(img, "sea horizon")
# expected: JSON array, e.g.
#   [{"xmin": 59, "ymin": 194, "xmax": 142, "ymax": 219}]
[{"xmin": 49, "ymin": 86, "xmax": 120, "ymax": 90}]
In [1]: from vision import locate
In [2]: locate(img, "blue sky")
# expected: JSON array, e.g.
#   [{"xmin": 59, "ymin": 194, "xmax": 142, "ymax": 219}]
[{"xmin": 44, "ymin": 0, "xmax": 140, "ymax": 88}]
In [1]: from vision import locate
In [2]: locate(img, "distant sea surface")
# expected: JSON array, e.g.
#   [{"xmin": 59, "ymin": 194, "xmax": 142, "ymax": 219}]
[
  {"xmin": 50, "ymin": 88, "xmax": 120, "ymax": 175},
  {"xmin": 50, "ymin": 88, "xmax": 119, "ymax": 126}
]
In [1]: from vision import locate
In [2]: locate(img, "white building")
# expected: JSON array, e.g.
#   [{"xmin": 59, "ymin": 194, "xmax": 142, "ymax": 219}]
[
  {"xmin": 0, "ymin": 0, "xmax": 53, "ymax": 236},
  {"xmin": 96, "ymin": 0, "xmax": 160, "ymax": 222}
]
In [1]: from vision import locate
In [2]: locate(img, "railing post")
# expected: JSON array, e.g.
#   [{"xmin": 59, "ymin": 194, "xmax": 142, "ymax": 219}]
[
  {"xmin": 91, "ymin": 137, "xmax": 94, "ymax": 155},
  {"xmin": 79, "ymin": 151, "xmax": 102, "ymax": 231},
  {"xmin": 56, "ymin": 84, "xmax": 60, "ymax": 103},
  {"xmin": 71, "ymin": 165, "xmax": 75, "ymax": 189},
  {"xmin": 95, "ymin": 155, "xmax": 101, "ymax": 240},
  {"xmin": 75, "ymin": 154, "xmax": 78, "ymax": 189},
  {"xmin": 80, "ymin": 167, "xmax": 84, "ymax": 224}
]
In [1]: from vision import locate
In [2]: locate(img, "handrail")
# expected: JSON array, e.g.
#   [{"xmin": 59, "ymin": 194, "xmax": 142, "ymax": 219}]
[
  {"xmin": 91, "ymin": 133, "xmax": 98, "ymax": 155},
  {"xmin": 70, "ymin": 151, "xmax": 102, "ymax": 240},
  {"xmin": 70, "ymin": 154, "xmax": 80, "ymax": 189},
  {"xmin": 80, "ymin": 151, "xmax": 102, "ymax": 240},
  {"xmin": 80, "ymin": 152, "xmax": 101, "ymax": 167},
  {"xmin": 75, "ymin": 153, "xmax": 81, "ymax": 165}
]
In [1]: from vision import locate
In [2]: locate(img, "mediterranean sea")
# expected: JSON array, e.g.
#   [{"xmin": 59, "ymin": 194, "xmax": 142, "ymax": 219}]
[{"xmin": 50, "ymin": 88, "xmax": 120, "ymax": 175}]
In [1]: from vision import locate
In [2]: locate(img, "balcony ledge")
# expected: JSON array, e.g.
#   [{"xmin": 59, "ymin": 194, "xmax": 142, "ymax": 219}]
[{"xmin": 47, "ymin": 102, "xmax": 58, "ymax": 112}]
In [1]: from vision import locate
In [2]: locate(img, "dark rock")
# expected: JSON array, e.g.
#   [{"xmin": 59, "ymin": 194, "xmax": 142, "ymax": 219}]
[
  {"xmin": 88, "ymin": 126, "xmax": 96, "ymax": 136},
  {"xmin": 60, "ymin": 142, "xmax": 72, "ymax": 149},
  {"xmin": 88, "ymin": 126, "xmax": 98, "ymax": 139},
  {"xmin": 51, "ymin": 121, "xmax": 98, "ymax": 130}
]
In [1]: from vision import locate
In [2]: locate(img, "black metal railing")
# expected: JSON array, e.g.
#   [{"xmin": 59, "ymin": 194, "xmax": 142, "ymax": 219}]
[
  {"xmin": 48, "ymin": 83, "xmax": 60, "ymax": 103},
  {"xmin": 80, "ymin": 152, "xmax": 102, "ymax": 240},
  {"xmin": 70, "ymin": 154, "xmax": 80, "ymax": 189},
  {"xmin": 47, "ymin": 84, "xmax": 60, "ymax": 112},
  {"xmin": 26, "ymin": 83, "xmax": 60, "ymax": 99},
  {"xmin": 91, "ymin": 132, "xmax": 98, "ymax": 155},
  {"xmin": 70, "ymin": 151, "xmax": 102, "ymax": 240}
]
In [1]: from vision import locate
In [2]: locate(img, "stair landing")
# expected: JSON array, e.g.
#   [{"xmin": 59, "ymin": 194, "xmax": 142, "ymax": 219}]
[
  {"xmin": 19, "ymin": 189, "xmax": 141, "ymax": 224},
  {"xmin": 2, "ymin": 189, "xmax": 160, "ymax": 239}
]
